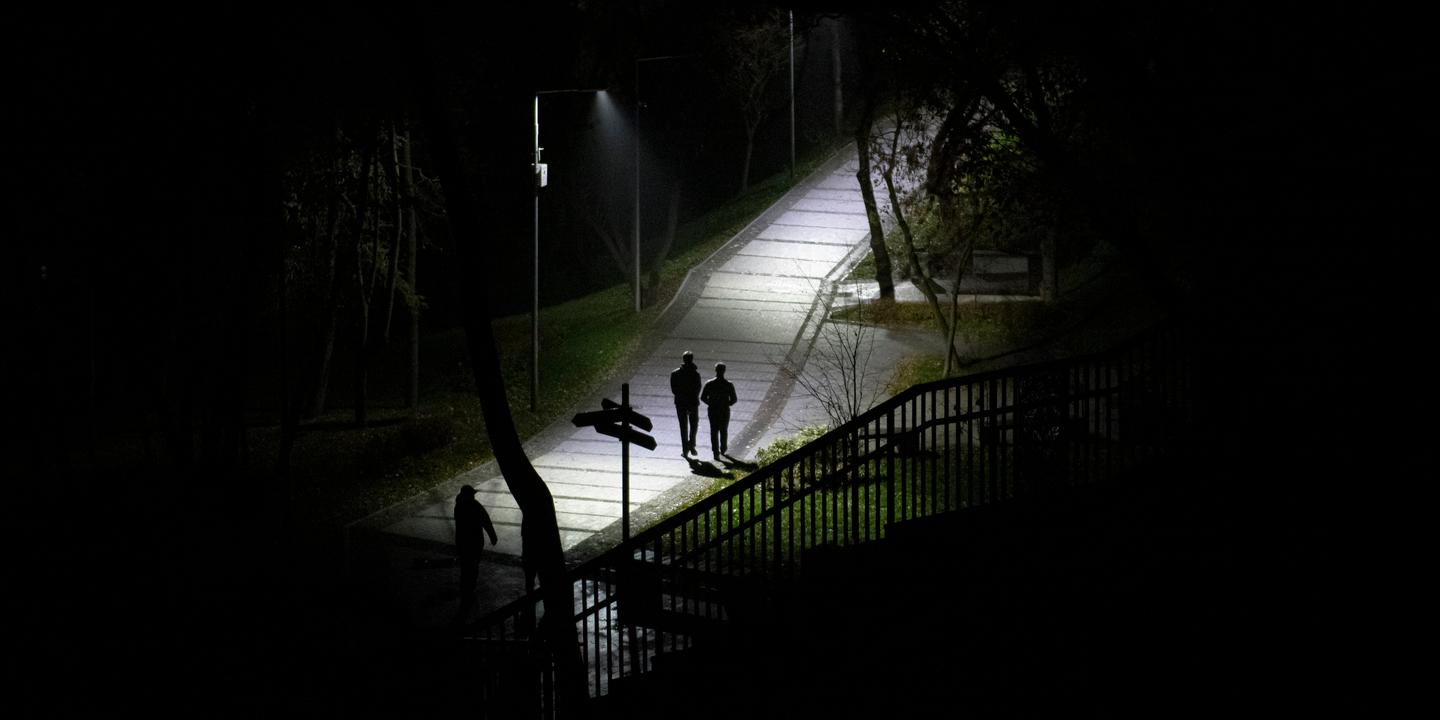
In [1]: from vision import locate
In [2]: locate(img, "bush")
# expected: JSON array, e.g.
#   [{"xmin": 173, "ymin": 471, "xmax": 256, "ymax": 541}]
[{"xmin": 755, "ymin": 425, "xmax": 829, "ymax": 467}]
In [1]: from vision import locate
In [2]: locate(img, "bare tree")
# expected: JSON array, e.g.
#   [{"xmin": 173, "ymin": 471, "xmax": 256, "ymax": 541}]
[
  {"xmin": 399, "ymin": 119, "xmax": 421, "ymax": 410},
  {"xmin": 569, "ymin": 136, "xmax": 682, "ymax": 307},
  {"xmin": 787, "ymin": 307, "xmax": 880, "ymax": 429},
  {"xmin": 831, "ymin": 15, "xmax": 845, "ymax": 138},
  {"xmin": 854, "ymin": 96, "xmax": 895, "ymax": 300},
  {"xmin": 876, "ymin": 108, "xmax": 962, "ymax": 363},
  {"xmin": 349, "ymin": 139, "xmax": 379, "ymax": 427},
  {"xmin": 408, "ymin": 15, "xmax": 588, "ymax": 715},
  {"xmin": 281, "ymin": 117, "xmax": 429, "ymax": 429},
  {"xmin": 568, "ymin": 135, "xmax": 631, "ymax": 278},
  {"xmin": 780, "ymin": 274, "xmax": 883, "ymax": 429},
  {"xmin": 714, "ymin": 7, "xmax": 792, "ymax": 193},
  {"xmin": 304, "ymin": 124, "xmax": 349, "ymax": 420},
  {"xmin": 643, "ymin": 181, "xmax": 682, "ymax": 306}
]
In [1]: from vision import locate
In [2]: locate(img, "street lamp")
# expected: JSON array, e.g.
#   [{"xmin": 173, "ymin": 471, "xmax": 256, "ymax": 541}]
[
  {"xmin": 633, "ymin": 54, "xmax": 695, "ymax": 313},
  {"xmin": 533, "ymin": 89, "xmax": 603, "ymax": 411}
]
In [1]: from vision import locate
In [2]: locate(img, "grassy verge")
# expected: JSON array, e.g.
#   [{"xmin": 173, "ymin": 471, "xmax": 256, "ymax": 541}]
[
  {"xmin": 832, "ymin": 296, "xmax": 1071, "ymax": 346},
  {"xmin": 833, "ymin": 252, "xmax": 1161, "ymax": 368},
  {"xmin": 709, "ymin": 346, "xmax": 946, "ymax": 495},
  {"xmin": 842, "ymin": 248, "xmax": 876, "ymax": 283},
  {"xmin": 885, "ymin": 353, "xmax": 948, "ymax": 396}
]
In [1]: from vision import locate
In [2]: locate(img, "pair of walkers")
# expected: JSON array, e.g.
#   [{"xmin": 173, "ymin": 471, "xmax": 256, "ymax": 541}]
[{"xmin": 669, "ymin": 351, "xmax": 737, "ymax": 461}]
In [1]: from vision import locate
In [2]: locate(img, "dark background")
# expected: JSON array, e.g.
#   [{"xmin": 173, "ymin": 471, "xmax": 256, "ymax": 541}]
[{"xmin": 6, "ymin": 1, "xmax": 1426, "ymax": 714}]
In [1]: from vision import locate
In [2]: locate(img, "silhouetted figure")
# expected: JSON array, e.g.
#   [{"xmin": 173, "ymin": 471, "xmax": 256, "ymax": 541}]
[
  {"xmin": 454, "ymin": 484, "xmax": 498, "ymax": 622},
  {"xmin": 670, "ymin": 351, "xmax": 702, "ymax": 457},
  {"xmin": 701, "ymin": 362, "xmax": 737, "ymax": 460}
]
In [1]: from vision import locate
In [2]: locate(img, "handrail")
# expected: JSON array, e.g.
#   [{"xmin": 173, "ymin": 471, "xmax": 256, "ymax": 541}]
[{"xmin": 468, "ymin": 320, "xmax": 1191, "ymax": 716}]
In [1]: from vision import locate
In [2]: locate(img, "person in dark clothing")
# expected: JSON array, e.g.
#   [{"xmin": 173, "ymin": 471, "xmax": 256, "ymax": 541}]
[
  {"xmin": 454, "ymin": 484, "xmax": 498, "ymax": 622},
  {"xmin": 700, "ymin": 362, "xmax": 737, "ymax": 460},
  {"xmin": 670, "ymin": 351, "xmax": 702, "ymax": 457}
]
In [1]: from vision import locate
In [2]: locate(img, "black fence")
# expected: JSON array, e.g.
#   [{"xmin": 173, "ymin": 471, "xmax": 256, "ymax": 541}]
[{"xmin": 468, "ymin": 322, "xmax": 1191, "ymax": 716}]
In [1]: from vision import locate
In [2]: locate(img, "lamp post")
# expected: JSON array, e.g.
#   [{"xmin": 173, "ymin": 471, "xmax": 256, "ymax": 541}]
[
  {"xmin": 532, "ymin": 95, "xmax": 540, "ymax": 412},
  {"xmin": 633, "ymin": 54, "xmax": 694, "ymax": 313},
  {"xmin": 533, "ymin": 89, "xmax": 602, "ymax": 411},
  {"xmin": 789, "ymin": 9, "xmax": 796, "ymax": 178}
]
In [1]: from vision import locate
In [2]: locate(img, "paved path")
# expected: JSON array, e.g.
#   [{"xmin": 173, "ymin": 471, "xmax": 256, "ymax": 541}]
[
  {"xmin": 347, "ymin": 146, "xmax": 884, "ymax": 623},
  {"xmin": 344, "ymin": 143, "xmax": 1047, "ymax": 626}
]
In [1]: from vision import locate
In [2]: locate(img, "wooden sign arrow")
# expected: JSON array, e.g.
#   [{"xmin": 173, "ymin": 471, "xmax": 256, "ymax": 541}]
[
  {"xmin": 599, "ymin": 398, "xmax": 654, "ymax": 431},
  {"xmin": 572, "ymin": 408, "xmax": 655, "ymax": 432},
  {"xmin": 593, "ymin": 422, "xmax": 657, "ymax": 451},
  {"xmin": 572, "ymin": 409, "xmax": 625, "ymax": 427}
]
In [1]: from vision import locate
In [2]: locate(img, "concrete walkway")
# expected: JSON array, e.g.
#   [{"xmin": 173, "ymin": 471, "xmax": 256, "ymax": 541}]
[{"xmin": 347, "ymin": 146, "xmax": 886, "ymax": 624}]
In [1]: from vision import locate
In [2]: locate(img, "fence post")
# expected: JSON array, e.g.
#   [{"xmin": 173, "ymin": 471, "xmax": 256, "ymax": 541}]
[
  {"xmin": 840, "ymin": 429, "xmax": 852, "ymax": 541},
  {"xmin": 772, "ymin": 474, "xmax": 782, "ymax": 576},
  {"xmin": 885, "ymin": 407, "xmax": 894, "ymax": 531}
]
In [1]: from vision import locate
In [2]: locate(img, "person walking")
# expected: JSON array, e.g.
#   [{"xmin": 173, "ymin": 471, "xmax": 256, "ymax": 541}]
[
  {"xmin": 700, "ymin": 361, "xmax": 737, "ymax": 460},
  {"xmin": 670, "ymin": 351, "xmax": 702, "ymax": 457},
  {"xmin": 454, "ymin": 484, "xmax": 498, "ymax": 623}
]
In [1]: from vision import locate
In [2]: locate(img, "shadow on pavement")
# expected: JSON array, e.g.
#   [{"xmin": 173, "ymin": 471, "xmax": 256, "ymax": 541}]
[
  {"xmin": 687, "ymin": 458, "xmax": 733, "ymax": 478},
  {"xmin": 721, "ymin": 455, "xmax": 758, "ymax": 471}
]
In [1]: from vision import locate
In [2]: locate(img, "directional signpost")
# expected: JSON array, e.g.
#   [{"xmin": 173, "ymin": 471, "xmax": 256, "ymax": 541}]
[{"xmin": 572, "ymin": 383, "xmax": 654, "ymax": 540}]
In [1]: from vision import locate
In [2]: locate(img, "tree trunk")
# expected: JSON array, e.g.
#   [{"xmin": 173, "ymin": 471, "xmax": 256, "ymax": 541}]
[
  {"xmin": 883, "ymin": 155, "xmax": 962, "ymax": 369},
  {"xmin": 307, "ymin": 130, "xmax": 345, "ymax": 420},
  {"xmin": 643, "ymin": 179, "xmax": 682, "ymax": 305},
  {"xmin": 352, "ymin": 145, "xmax": 377, "ymax": 428},
  {"xmin": 310, "ymin": 309, "xmax": 338, "ymax": 418},
  {"xmin": 741, "ymin": 123, "xmax": 756, "ymax": 194},
  {"xmin": 854, "ymin": 101, "xmax": 894, "ymax": 299},
  {"xmin": 879, "ymin": 120, "xmax": 961, "ymax": 368},
  {"xmin": 832, "ymin": 18, "xmax": 843, "ymax": 138},
  {"xmin": 278, "ymin": 247, "xmax": 296, "ymax": 474},
  {"xmin": 575, "ymin": 200, "xmax": 631, "ymax": 278},
  {"xmin": 354, "ymin": 310, "xmax": 370, "ymax": 427},
  {"xmin": 382, "ymin": 121, "xmax": 404, "ymax": 345},
  {"xmin": 1041, "ymin": 226, "xmax": 1059, "ymax": 303},
  {"xmin": 945, "ymin": 241, "xmax": 976, "ymax": 376},
  {"xmin": 410, "ymin": 33, "xmax": 588, "ymax": 716},
  {"xmin": 402, "ymin": 121, "xmax": 419, "ymax": 412},
  {"xmin": 270, "ymin": 103, "xmax": 298, "ymax": 477}
]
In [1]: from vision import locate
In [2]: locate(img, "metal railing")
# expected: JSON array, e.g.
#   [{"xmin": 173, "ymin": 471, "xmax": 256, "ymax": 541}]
[{"xmin": 468, "ymin": 322, "xmax": 1191, "ymax": 716}]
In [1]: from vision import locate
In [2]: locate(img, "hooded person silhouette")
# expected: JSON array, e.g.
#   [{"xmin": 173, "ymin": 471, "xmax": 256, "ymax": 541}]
[{"xmin": 454, "ymin": 484, "xmax": 498, "ymax": 621}]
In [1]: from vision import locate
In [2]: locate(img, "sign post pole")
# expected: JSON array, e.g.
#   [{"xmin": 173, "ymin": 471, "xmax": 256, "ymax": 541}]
[
  {"xmin": 622, "ymin": 383, "xmax": 631, "ymax": 541},
  {"xmin": 571, "ymin": 386, "xmax": 655, "ymax": 545}
]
